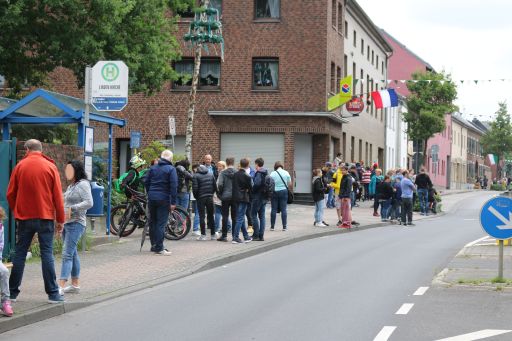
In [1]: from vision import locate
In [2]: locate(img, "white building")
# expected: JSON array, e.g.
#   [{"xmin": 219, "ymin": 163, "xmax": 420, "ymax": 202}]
[
  {"xmin": 386, "ymin": 99, "xmax": 409, "ymax": 170},
  {"xmin": 343, "ymin": 0, "xmax": 393, "ymax": 168}
]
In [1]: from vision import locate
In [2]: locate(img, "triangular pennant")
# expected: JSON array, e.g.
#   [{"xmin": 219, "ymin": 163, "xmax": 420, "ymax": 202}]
[
  {"xmin": 440, "ymin": 80, "xmax": 445, "ymax": 85},
  {"xmin": 394, "ymin": 80, "xmax": 399, "ymax": 85},
  {"xmin": 474, "ymin": 80, "xmax": 478, "ymax": 85},
  {"xmin": 426, "ymin": 80, "xmax": 431, "ymax": 83},
  {"xmin": 387, "ymin": 80, "xmax": 393, "ymax": 85},
  {"xmin": 460, "ymin": 80, "xmax": 465, "ymax": 84},
  {"xmin": 400, "ymin": 80, "xmax": 406, "ymax": 84}
]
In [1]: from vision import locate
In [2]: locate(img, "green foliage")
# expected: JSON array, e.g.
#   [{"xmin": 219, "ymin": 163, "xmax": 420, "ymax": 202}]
[
  {"xmin": 404, "ymin": 71, "xmax": 458, "ymax": 163},
  {"xmin": 141, "ymin": 141, "xmax": 167, "ymax": 164},
  {"xmin": 11, "ymin": 124, "xmax": 77, "ymax": 145},
  {"xmin": 0, "ymin": 0, "xmax": 190, "ymax": 97},
  {"xmin": 480, "ymin": 103, "xmax": 512, "ymax": 172},
  {"xmin": 490, "ymin": 184, "xmax": 506, "ymax": 191}
]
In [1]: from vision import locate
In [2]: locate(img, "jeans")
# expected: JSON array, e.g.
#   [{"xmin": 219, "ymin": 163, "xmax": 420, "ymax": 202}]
[
  {"xmin": 391, "ymin": 200, "xmax": 401, "ymax": 220},
  {"xmin": 60, "ymin": 222, "xmax": 85, "ymax": 281},
  {"xmin": 0, "ymin": 263, "xmax": 9, "ymax": 302},
  {"xmin": 271, "ymin": 190, "xmax": 288, "ymax": 229},
  {"xmin": 363, "ymin": 183, "xmax": 370, "ymax": 200},
  {"xmin": 350, "ymin": 191, "xmax": 356, "ymax": 208},
  {"xmin": 149, "ymin": 200, "xmax": 169, "ymax": 252},
  {"xmin": 327, "ymin": 187, "xmax": 335, "ymax": 208},
  {"xmin": 379, "ymin": 199, "xmax": 391, "ymax": 220},
  {"xmin": 197, "ymin": 196, "xmax": 215, "ymax": 236},
  {"xmin": 251, "ymin": 198, "xmax": 267, "ymax": 239},
  {"xmin": 9, "ymin": 219, "xmax": 59, "ymax": 299},
  {"xmin": 214, "ymin": 205, "xmax": 222, "ymax": 233},
  {"xmin": 401, "ymin": 198, "xmax": 413, "ymax": 224},
  {"xmin": 221, "ymin": 200, "xmax": 237, "ymax": 238},
  {"xmin": 176, "ymin": 192, "xmax": 190, "ymax": 211},
  {"xmin": 234, "ymin": 202, "xmax": 250, "ymax": 240},
  {"xmin": 192, "ymin": 200, "xmax": 200, "ymax": 232},
  {"xmin": 314, "ymin": 200, "xmax": 325, "ymax": 223},
  {"xmin": 417, "ymin": 189, "xmax": 429, "ymax": 215}
]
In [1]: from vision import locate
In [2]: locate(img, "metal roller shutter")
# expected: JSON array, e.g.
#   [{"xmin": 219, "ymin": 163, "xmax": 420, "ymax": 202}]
[{"xmin": 220, "ymin": 133, "xmax": 285, "ymax": 170}]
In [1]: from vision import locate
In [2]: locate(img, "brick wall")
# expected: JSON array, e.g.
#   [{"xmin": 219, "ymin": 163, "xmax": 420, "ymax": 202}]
[{"xmin": 16, "ymin": 141, "xmax": 84, "ymax": 186}]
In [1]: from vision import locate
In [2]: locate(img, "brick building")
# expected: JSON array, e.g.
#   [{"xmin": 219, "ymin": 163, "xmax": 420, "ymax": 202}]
[{"xmin": 40, "ymin": 0, "xmax": 350, "ymax": 195}]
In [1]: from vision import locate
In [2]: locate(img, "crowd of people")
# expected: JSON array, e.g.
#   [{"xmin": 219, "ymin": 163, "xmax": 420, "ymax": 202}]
[
  {"xmin": 0, "ymin": 140, "xmax": 440, "ymax": 317},
  {"xmin": 313, "ymin": 154, "xmax": 438, "ymax": 229}
]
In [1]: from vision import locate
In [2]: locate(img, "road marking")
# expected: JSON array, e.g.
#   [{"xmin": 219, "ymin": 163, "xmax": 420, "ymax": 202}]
[
  {"xmin": 373, "ymin": 326, "xmax": 396, "ymax": 341},
  {"xmin": 436, "ymin": 329, "xmax": 512, "ymax": 341},
  {"xmin": 395, "ymin": 303, "xmax": 414, "ymax": 315},
  {"xmin": 413, "ymin": 286, "xmax": 429, "ymax": 296},
  {"xmin": 464, "ymin": 236, "xmax": 489, "ymax": 248}
]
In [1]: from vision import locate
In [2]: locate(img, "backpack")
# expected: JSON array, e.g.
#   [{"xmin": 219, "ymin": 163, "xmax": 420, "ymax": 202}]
[
  {"xmin": 113, "ymin": 169, "xmax": 142, "ymax": 194},
  {"xmin": 262, "ymin": 175, "xmax": 275, "ymax": 201},
  {"xmin": 176, "ymin": 167, "xmax": 187, "ymax": 192}
]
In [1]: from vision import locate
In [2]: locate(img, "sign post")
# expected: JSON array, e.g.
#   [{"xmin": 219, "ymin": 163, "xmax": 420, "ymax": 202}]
[
  {"xmin": 91, "ymin": 61, "xmax": 129, "ymax": 112},
  {"xmin": 169, "ymin": 116, "xmax": 176, "ymax": 151},
  {"xmin": 479, "ymin": 196, "xmax": 512, "ymax": 280},
  {"xmin": 130, "ymin": 131, "xmax": 141, "ymax": 154}
]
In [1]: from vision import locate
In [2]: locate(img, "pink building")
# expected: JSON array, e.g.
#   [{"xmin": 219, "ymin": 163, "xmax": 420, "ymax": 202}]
[
  {"xmin": 380, "ymin": 29, "xmax": 434, "ymax": 97},
  {"xmin": 425, "ymin": 114, "xmax": 452, "ymax": 189}
]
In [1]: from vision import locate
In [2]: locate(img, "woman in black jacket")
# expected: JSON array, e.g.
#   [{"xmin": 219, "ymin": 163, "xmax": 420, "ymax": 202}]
[
  {"xmin": 377, "ymin": 175, "xmax": 394, "ymax": 222},
  {"xmin": 312, "ymin": 169, "xmax": 329, "ymax": 227}
]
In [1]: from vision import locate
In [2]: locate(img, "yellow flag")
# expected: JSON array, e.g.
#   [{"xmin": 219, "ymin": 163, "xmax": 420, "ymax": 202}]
[{"xmin": 327, "ymin": 75, "xmax": 353, "ymax": 111}]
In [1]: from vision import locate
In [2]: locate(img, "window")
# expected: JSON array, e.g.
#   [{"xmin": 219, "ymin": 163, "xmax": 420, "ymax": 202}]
[
  {"xmin": 352, "ymin": 62, "xmax": 356, "ymax": 89},
  {"xmin": 330, "ymin": 62, "xmax": 336, "ymax": 93},
  {"xmin": 344, "ymin": 21, "xmax": 348, "ymax": 37},
  {"xmin": 358, "ymin": 139, "xmax": 363, "ymax": 162},
  {"xmin": 367, "ymin": 46, "xmax": 370, "ymax": 61},
  {"xmin": 361, "ymin": 39, "xmax": 364, "ymax": 55},
  {"xmin": 332, "ymin": 0, "xmax": 336, "ymax": 27},
  {"xmin": 336, "ymin": 66, "xmax": 341, "ymax": 93},
  {"xmin": 360, "ymin": 69, "xmax": 363, "ymax": 95},
  {"xmin": 381, "ymin": 61, "xmax": 384, "ymax": 75},
  {"xmin": 351, "ymin": 136, "xmax": 355, "ymax": 162},
  {"xmin": 370, "ymin": 144, "xmax": 373, "ymax": 164},
  {"xmin": 173, "ymin": 58, "xmax": 221, "ymax": 90},
  {"xmin": 353, "ymin": 30, "xmax": 357, "ymax": 47},
  {"xmin": 366, "ymin": 74, "xmax": 370, "ymax": 113},
  {"xmin": 343, "ymin": 55, "xmax": 348, "ymax": 77},
  {"xmin": 253, "ymin": 58, "xmax": 279, "ymax": 90},
  {"xmin": 371, "ymin": 50, "xmax": 374, "ymax": 65},
  {"xmin": 376, "ymin": 55, "xmax": 379, "ymax": 70},
  {"xmin": 255, "ymin": 0, "xmax": 280, "ymax": 19},
  {"xmin": 337, "ymin": 3, "xmax": 343, "ymax": 32},
  {"xmin": 365, "ymin": 142, "xmax": 369, "ymax": 165}
]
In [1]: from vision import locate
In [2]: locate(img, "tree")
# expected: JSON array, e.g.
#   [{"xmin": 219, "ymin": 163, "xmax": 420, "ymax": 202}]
[
  {"xmin": 403, "ymin": 71, "xmax": 458, "ymax": 169},
  {"xmin": 480, "ymin": 102, "xmax": 512, "ymax": 178},
  {"xmin": 0, "ymin": 0, "xmax": 191, "ymax": 97}
]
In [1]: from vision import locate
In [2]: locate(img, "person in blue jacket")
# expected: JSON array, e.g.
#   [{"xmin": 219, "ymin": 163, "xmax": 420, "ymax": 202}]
[{"xmin": 145, "ymin": 150, "xmax": 178, "ymax": 256}]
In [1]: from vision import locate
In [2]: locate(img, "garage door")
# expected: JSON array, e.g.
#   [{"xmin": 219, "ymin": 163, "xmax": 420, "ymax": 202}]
[{"xmin": 220, "ymin": 133, "xmax": 284, "ymax": 171}]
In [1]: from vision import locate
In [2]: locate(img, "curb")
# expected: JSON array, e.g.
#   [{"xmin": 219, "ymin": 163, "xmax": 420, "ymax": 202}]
[{"xmin": 0, "ymin": 221, "xmax": 388, "ymax": 333}]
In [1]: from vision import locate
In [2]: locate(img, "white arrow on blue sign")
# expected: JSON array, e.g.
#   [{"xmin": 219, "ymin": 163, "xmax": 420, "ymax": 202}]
[{"xmin": 480, "ymin": 196, "xmax": 512, "ymax": 239}]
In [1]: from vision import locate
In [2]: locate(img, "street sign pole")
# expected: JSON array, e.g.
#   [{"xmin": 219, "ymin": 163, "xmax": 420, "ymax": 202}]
[
  {"xmin": 84, "ymin": 66, "xmax": 92, "ymax": 126},
  {"xmin": 499, "ymin": 239, "xmax": 504, "ymax": 279}
]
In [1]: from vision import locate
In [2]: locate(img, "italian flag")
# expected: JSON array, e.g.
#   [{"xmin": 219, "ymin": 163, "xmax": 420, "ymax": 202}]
[{"xmin": 487, "ymin": 154, "xmax": 498, "ymax": 165}]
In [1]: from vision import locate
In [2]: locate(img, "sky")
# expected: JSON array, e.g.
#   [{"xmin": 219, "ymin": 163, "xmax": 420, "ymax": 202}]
[{"xmin": 356, "ymin": 0, "xmax": 512, "ymax": 121}]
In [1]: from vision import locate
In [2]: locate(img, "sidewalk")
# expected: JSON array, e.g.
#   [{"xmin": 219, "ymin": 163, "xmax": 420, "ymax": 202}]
[
  {"xmin": 0, "ymin": 190, "xmax": 483, "ymax": 332},
  {"xmin": 435, "ymin": 236, "xmax": 512, "ymax": 289}
]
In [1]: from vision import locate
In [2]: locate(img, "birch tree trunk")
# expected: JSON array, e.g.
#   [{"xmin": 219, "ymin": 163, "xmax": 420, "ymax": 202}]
[{"xmin": 185, "ymin": 0, "xmax": 209, "ymax": 162}]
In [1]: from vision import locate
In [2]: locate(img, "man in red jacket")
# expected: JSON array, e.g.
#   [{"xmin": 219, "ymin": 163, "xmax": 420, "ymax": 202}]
[{"xmin": 7, "ymin": 139, "xmax": 65, "ymax": 303}]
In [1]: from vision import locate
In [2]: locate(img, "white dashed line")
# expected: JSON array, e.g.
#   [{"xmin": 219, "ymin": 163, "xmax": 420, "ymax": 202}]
[
  {"xmin": 373, "ymin": 326, "xmax": 397, "ymax": 341},
  {"xmin": 436, "ymin": 329, "xmax": 512, "ymax": 341},
  {"xmin": 413, "ymin": 286, "xmax": 429, "ymax": 296},
  {"xmin": 395, "ymin": 303, "xmax": 414, "ymax": 315}
]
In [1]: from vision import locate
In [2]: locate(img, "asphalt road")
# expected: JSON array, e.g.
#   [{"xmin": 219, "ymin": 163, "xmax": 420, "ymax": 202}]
[{"xmin": 1, "ymin": 192, "xmax": 500, "ymax": 341}]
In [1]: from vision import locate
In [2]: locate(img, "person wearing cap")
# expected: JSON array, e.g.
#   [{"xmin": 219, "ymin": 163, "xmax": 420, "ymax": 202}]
[{"xmin": 121, "ymin": 153, "xmax": 147, "ymax": 198}]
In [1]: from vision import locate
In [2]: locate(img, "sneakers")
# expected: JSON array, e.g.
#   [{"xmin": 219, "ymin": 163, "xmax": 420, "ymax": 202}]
[
  {"xmin": 351, "ymin": 221, "xmax": 360, "ymax": 226},
  {"xmin": 341, "ymin": 223, "xmax": 352, "ymax": 229},
  {"xmin": 322, "ymin": 221, "xmax": 330, "ymax": 226},
  {"xmin": 192, "ymin": 230, "xmax": 201, "ymax": 236},
  {"xmin": 211, "ymin": 232, "xmax": 221, "ymax": 240},
  {"xmin": 314, "ymin": 222, "xmax": 328, "ymax": 227},
  {"xmin": 1, "ymin": 300, "xmax": 13, "ymax": 317},
  {"xmin": 408, "ymin": 223, "xmax": 416, "ymax": 226},
  {"xmin": 217, "ymin": 236, "xmax": 228, "ymax": 242},
  {"xmin": 282, "ymin": 228, "xmax": 288, "ymax": 232},
  {"xmin": 197, "ymin": 235, "xmax": 208, "ymax": 241},
  {"xmin": 48, "ymin": 295, "xmax": 65, "ymax": 304},
  {"xmin": 155, "ymin": 249, "xmax": 172, "ymax": 256},
  {"xmin": 63, "ymin": 285, "xmax": 80, "ymax": 294},
  {"xmin": 270, "ymin": 227, "xmax": 275, "ymax": 231},
  {"xmin": 58, "ymin": 287, "xmax": 64, "ymax": 296},
  {"xmin": 232, "ymin": 238, "xmax": 243, "ymax": 244},
  {"xmin": 244, "ymin": 237, "xmax": 253, "ymax": 243}
]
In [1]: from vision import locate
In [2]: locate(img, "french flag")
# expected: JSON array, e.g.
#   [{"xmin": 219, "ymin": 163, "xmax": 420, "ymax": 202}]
[{"xmin": 371, "ymin": 89, "xmax": 399, "ymax": 109}]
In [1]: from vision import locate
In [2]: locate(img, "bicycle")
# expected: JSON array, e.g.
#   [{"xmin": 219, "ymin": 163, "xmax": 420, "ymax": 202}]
[{"xmin": 110, "ymin": 187, "xmax": 191, "ymax": 240}]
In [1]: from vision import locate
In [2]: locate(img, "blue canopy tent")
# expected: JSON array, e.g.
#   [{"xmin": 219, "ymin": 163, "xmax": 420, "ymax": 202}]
[{"xmin": 0, "ymin": 89, "xmax": 125, "ymax": 235}]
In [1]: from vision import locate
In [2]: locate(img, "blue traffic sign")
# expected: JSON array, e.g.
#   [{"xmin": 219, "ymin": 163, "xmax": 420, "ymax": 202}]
[
  {"xmin": 480, "ymin": 197, "xmax": 512, "ymax": 239},
  {"xmin": 130, "ymin": 131, "xmax": 141, "ymax": 149},
  {"xmin": 91, "ymin": 97, "xmax": 127, "ymax": 111}
]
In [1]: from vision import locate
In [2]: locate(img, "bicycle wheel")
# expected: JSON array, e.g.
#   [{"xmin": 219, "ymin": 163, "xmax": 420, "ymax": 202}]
[
  {"xmin": 117, "ymin": 204, "xmax": 137, "ymax": 238},
  {"xmin": 111, "ymin": 204, "xmax": 139, "ymax": 237},
  {"xmin": 165, "ymin": 206, "xmax": 191, "ymax": 240}
]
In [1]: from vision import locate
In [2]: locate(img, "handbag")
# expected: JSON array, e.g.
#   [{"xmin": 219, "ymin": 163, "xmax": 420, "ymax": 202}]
[{"xmin": 276, "ymin": 170, "xmax": 294, "ymax": 204}]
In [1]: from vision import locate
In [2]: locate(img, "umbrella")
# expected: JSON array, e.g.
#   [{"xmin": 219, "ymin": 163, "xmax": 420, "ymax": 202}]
[{"xmin": 140, "ymin": 202, "xmax": 150, "ymax": 252}]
